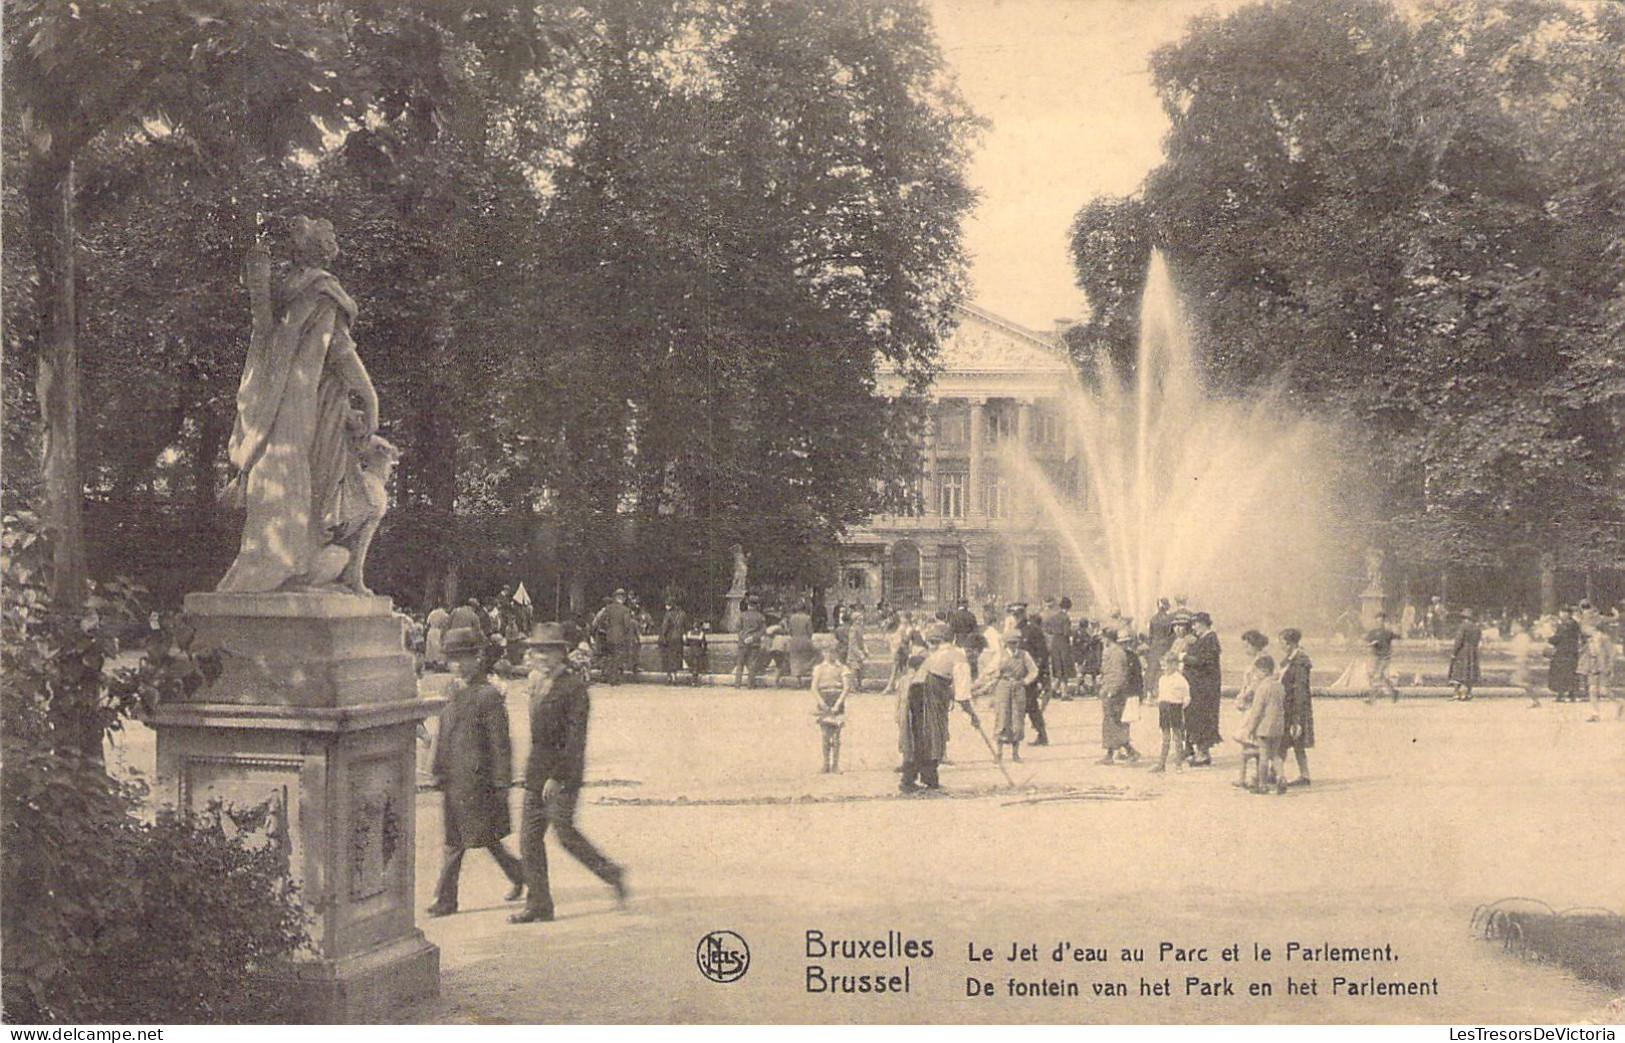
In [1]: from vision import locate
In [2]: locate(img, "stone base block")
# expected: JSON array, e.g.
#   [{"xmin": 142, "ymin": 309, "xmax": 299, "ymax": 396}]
[
  {"xmin": 257, "ymin": 932, "xmax": 440, "ymax": 1023},
  {"xmin": 183, "ymin": 591, "xmax": 415, "ymax": 707}
]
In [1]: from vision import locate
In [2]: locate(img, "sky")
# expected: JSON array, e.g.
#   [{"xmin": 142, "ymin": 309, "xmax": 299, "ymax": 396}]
[{"xmin": 926, "ymin": 0, "xmax": 1246, "ymax": 330}]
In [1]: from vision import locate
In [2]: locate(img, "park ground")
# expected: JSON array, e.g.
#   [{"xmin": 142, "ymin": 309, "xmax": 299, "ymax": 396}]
[{"xmin": 110, "ymin": 672, "xmax": 1625, "ymax": 1024}]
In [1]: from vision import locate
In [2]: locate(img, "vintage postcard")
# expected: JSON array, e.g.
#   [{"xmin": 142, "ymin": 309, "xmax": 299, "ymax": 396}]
[{"xmin": 2, "ymin": 0, "xmax": 1621, "ymax": 1028}]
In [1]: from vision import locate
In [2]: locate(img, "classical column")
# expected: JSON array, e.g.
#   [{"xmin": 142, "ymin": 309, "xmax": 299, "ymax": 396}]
[
  {"xmin": 968, "ymin": 398, "xmax": 985, "ymax": 518},
  {"xmin": 925, "ymin": 400, "xmax": 943, "ymax": 517},
  {"xmin": 1016, "ymin": 399, "xmax": 1032, "ymax": 454}
]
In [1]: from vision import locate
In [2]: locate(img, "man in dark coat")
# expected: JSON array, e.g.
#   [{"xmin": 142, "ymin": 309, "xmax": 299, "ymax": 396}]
[
  {"xmin": 947, "ymin": 600, "xmax": 983, "ymax": 676},
  {"xmin": 1448, "ymin": 609, "xmax": 1483, "ymax": 701},
  {"xmin": 511, "ymin": 623, "xmax": 627, "ymax": 924},
  {"xmin": 427, "ymin": 627, "xmax": 524, "ymax": 916},
  {"xmin": 1147, "ymin": 598, "xmax": 1175, "ymax": 693},
  {"xmin": 592, "ymin": 590, "xmax": 637, "ymax": 685},
  {"xmin": 1181, "ymin": 611, "xmax": 1223, "ymax": 766},
  {"xmin": 1017, "ymin": 610, "xmax": 1051, "ymax": 746},
  {"xmin": 1547, "ymin": 605, "xmax": 1582, "ymax": 702},
  {"xmin": 1042, "ymin": 597, "xmax": 1075, "ymax": 698}
]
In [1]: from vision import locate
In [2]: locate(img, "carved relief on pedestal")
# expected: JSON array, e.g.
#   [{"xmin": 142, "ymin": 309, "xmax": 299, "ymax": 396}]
[{"xmin": 348, "ymin": 755, "xmax": 404, "ymax": 904}]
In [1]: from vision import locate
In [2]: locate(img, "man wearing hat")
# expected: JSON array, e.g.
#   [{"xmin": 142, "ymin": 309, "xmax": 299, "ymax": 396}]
[
  {"xmin": 1096, "ymin": 626, "xmax": 1143, "ymax": 764},
  {"xmin": 511, "ymin": 622, "xmax": 628, "ymax": 923},
  {"xmin": 1181, "ymin": 611, "xmax": 1223, "ymax": 766},
  {"xmin": 1017, "ymin": 607, "xmax": 1052, "ymax": 746},
  {"xmin": 426, "ymin": 627, "xmax": 525, "ymax": 917},
  {"xmin": 734, "ymin": 598, "xmax": 768, "ymax": 688},
  {"xmin": 591, "ymin": 589, "xmax": 637, "ymax": 685},
  {"xmin": 1448, "ymin": 607, "xmax": 1482, "ymax": 701}
]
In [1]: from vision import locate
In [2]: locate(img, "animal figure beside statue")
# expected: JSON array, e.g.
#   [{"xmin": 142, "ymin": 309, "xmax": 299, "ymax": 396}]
[{"xmin": 303, "ymin": 429, "xmax": 400, "ymax": 596}]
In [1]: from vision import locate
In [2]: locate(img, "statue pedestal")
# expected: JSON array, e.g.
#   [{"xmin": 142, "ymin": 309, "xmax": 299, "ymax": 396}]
[
  {"xmin": 1359, "ymin": 587, "xmax": 1387, "ymax": 632},
  {"xmin": 723, "ymin": 591, "xmax": 745, "ymax": 633},
  {"xmin": 153, "ymin": 593, "xmax": 440, "ymax": 1022}
]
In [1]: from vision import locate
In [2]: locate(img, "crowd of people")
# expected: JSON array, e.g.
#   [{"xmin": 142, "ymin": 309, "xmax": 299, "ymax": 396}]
[
  {"xmin": 876, "ymin": 597, "xmax": 1318, "ymax": 795},
  {"xmin": 408, "ymin": 586, "xmax": 1620, "ymax": 805},
  {"xmin": 411, "ymin": 582, "xmax": 1624, "ymax": 927},
  {"xmin": 1357, "ymin": 599, "xmax": 1621, "ymax": 722}
]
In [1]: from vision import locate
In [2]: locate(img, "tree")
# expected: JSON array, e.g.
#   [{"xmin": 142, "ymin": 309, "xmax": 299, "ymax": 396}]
[
  {"xmin": 1070, "ymin": 0, "xmax": 1625, "ymax": 595},
  {"xmin": 498, "ymin": 0, "xmax": 978, "ymax": 612},
  {"xmin": 4, "ymin": 0, "xmax": 348, "ymax": 617}
]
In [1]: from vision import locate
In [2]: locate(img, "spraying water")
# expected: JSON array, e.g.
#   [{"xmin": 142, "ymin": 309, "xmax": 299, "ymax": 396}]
[{"xmin": 1011, "ymin": 250, "xmax": 1357, "ymax": 629}]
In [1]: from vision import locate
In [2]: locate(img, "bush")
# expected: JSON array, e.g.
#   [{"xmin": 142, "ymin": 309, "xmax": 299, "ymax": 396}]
[
  {"xmin": 1, "ymin": 512, "xmax": 308, "ymax": 1023},
  {"xmin": 2, "ymin": 766, "xmax": 310, "ymax": 1022}
]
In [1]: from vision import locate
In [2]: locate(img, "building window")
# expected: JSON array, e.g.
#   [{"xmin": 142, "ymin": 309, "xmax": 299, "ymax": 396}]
[
  {"xmin": 936, "ymin": 402, "xmax": 969, "ymax": 447},
  {"xmin": 1031, "ymin": 407, "xmax": 1063, "ymax": 448},
  {"xmin": 939, "ymin": 471, "xmax": 966, "ymax": 518},
  {"xmin": 891, "ymin": 541, "xmax": 922, "ymax": 606},
  {"xmin": 983, "ymin": 402, "xmax": 1015, "ymax": 444},
  {"xmin": 984, "ymin": 472, "xmax": 1012, "ymax": 519}
]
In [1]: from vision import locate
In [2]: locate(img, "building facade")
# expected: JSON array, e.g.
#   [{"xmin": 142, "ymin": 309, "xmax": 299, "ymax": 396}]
[{"xmin": 835, "ymin": 303, "xmax": 1093, "ymax": 615}]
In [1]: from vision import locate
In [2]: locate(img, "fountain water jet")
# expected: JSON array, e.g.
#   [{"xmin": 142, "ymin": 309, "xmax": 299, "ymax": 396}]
[{"xmin": 1011, "ymin": 250, "xmax": 1357, "ymax": 629}]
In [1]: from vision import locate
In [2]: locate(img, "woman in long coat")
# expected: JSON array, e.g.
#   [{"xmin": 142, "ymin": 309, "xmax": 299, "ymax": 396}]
[
  {"xmin": 1448, "ymin": 610, "xmax": 1483, "ymax": 701},
  {"xmin": 658, "ymin": 602, "xmax": 688, "ymax": 682},
  {"xmin": 1546, "ymin": 607, "xmax": 1582, "ymax": 702},
  {"xmin": 1181, "ymin": 612, "xmax": 1223, "ymax": 765},
  {"xmin": 1278, "ymin": 628, "xmax": 1314, "ymax": 787},
  {"xmin": 428, "ymin": 629, "xmax": 523, "ymax": 915}
]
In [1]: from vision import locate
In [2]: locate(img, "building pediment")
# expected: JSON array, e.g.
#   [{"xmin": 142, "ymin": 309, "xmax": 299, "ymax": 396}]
[
  {"xmin": 939, "ymin": 303, "xmax": 1073, "ymax": 375},
  {"xmin": 879, "ymin": 303, "xmax": 1074, "ymax": 396}
]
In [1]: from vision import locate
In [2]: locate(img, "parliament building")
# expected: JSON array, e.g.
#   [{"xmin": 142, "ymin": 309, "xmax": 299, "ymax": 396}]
[{"xmin": 835, "ymin": 303, "xmax": 1093, "ymax": 614}]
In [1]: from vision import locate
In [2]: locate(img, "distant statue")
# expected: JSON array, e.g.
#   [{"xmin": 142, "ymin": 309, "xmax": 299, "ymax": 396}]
[
  {"xmin": 217, "ymin": 216, "xmax": 384, "ymax": 594},
  {"xmin": 1363, "ymin": 547, "xmax": 1385, "ymax": 595},
  {"xmin": 729, "ymin": 545, "xmax": 749, "ymax": 595}
]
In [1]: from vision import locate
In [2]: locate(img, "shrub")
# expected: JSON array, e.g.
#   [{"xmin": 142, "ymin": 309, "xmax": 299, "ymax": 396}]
[{"xmin": 2, "ymin": 513, "xmax": 308, "ymax": 1023}]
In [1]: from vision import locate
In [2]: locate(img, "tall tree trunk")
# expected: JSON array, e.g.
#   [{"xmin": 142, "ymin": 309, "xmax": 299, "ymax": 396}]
[
  {"xmin": 403, "ymin": 342, "xmax": 458, "ymax": 609},
  {"xmin": 1539, "ymin": 551, "xmax": 1557, "ymax": 617},
  {"xmin": 29, "ymin": 161, "xmax": 86, "ymax": 612},
  {"xmin": 29, "ymin": 159, "xmax": 99, "ymax": 762}
]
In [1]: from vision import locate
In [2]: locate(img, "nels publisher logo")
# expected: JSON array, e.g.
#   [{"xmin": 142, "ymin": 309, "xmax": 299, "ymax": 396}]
[{"xmin": 696, "ymin": 930, "xmax": 750, "ymax": 984}]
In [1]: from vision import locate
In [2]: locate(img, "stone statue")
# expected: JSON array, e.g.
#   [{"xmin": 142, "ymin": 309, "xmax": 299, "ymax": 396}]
[
  {"xmin": 729, "ymin": 545, "xmax": 749, "ymax": 595},
  {"xmin": 217, "ymin": 216, "xmax": 384, "ymax": 595},
  {"xmin": 1363, "ymin": 547, "xmax": 1385, "ymax": 595}
]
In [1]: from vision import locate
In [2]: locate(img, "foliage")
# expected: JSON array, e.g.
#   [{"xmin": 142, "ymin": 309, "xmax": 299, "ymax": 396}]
[
  {"xmin": 2, "ymin": 513, "xmax": 304, "ymax": 1024},
  {"xmin": 6, "ymin": 0, "xmax": 979, "ymax": 617},
  {"xmin": 488, "ymin": 0, "xmax": 978, "ymax": 610},
  {"xmin": 1, "ymin": 775, "xmax": 310, "ymax": 1024},
  {"xmin": 1070, "ymin": 0, "xmax": 1625, "ymax": 575},
  {"xmin": 1066, "ymin": 195, "xmax": 1151, "ymax": 374}
]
